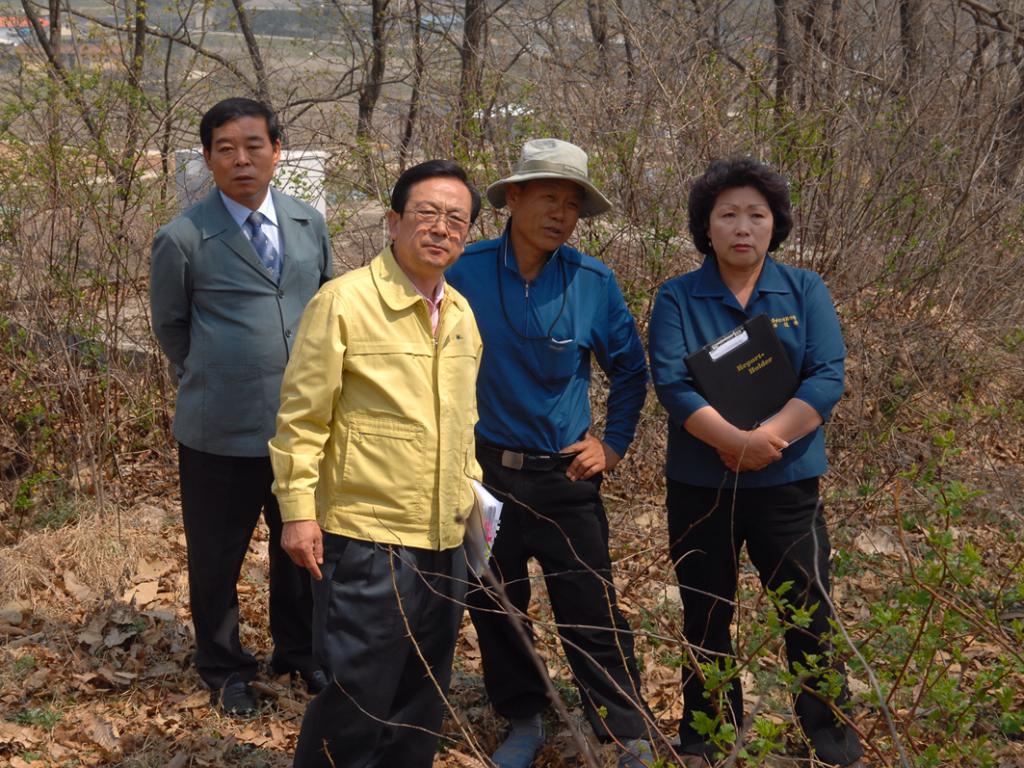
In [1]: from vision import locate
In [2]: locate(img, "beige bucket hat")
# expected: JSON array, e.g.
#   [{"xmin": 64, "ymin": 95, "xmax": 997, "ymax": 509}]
[{"xmin": 485, "ymin": 138, "xmax": 612, "ymax": 218}]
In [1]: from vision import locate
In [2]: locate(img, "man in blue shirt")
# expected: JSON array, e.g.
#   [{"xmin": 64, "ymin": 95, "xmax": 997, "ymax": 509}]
[{"xmin": 446, "ymin": 139, "xmax": 653, "ymax": 768}]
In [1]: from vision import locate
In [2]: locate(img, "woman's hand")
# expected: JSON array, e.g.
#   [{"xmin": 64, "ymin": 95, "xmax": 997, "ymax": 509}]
[{"xmin": 716, "ymin": 427, "xmax": 788, "ymax": 472}]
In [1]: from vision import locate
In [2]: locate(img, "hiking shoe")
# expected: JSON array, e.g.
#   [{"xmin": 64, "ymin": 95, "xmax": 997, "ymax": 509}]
[
  {"xmin": 218, "ymin": 679, "xmax": 258, "ymax": 718},
  {"xmin": 807, "ymin": 725, "xmax": 865, "ymax": 767},
  {"xmin": 618, "ymin": 738, "xmax": 654, "ymax": 768},
  {"xmin": 492, "ymin": 715, "xmax": 545, "ymax": 768}
]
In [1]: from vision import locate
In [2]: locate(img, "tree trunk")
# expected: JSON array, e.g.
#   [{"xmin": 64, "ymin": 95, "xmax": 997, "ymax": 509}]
[
  {"xmin": 48, "ymin": 0, "xmax": 61, "ymax": 56},
  {"xmin": 826, "ymin": 0, "xmax": 842, "ymax": 62},
  {"xmin": 398, "ymin": 0, "xmax": 423, "ymax": 170},
  {"xmin": 774, "ymin": 0, "xmax": 794, "ymax": 116},
  {"xmin": 586, "ymin": 0, "xmax": 609, "ymax": 77},
  {"xmin": 120, "ymin": 0, "xmax": 148, "ymax": 198},
  {"xmin": 455, "ymin": 0, "xmax": 487, "ymax": 151},
  {"xmin": 997, "ymin": 54, "xmax": 1024, "ymax": 184},
  {"xmin": 795, "ymin": 1, "xmax": 819, "ymax": 108},
  {"xmin": 357, "ymin": 0, "xmax": 390, "ymax": 142},
  {"xmin": 230, "ymin": 0, "xmax": 272, "ymax": 108},
  {"xmin": 955, "ymin": 0, "xmax": 1024, "ymax": 183},
  {"xmin": 42, "ymin": 0, "xmax": 62, "ymax": 212},
  {"xmin": 899, "ymin": 0, "xmax": 925, "ymax": 89},
  {"xmin": 622, "ymin": 9, "xmax": 636, "ymax": 89}
]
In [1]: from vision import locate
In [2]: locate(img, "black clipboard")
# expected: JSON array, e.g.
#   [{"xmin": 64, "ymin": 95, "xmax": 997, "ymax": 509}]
[{"xmin": 684, "ymin": 313, "xmax": 798, "ymax": 429}]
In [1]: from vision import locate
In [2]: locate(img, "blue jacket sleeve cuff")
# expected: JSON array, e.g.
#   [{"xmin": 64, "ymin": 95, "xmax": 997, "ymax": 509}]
[
  {"xmin": 794, "ymin": 380, "xmax": 841, "ymax": 422},
  {"xmin": 673, "ymin": 391, "xmax": 711, "ymax": 428},
  {"xmin": 603, "ymin": 434, "xmax": 630, "ymax": 460}
]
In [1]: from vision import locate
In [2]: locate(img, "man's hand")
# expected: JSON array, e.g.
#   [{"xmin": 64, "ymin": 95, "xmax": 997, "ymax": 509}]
[
  {"xmin": 716, "ymin": 428, "xmax": 788, "ymax": 472},
  {"xmin": 562, "ymin": 431, "xmax": 621, "ymax": 481},
  {"xmin": 281, "ymin": 520, "xmax": 324, "ymax": 581}
]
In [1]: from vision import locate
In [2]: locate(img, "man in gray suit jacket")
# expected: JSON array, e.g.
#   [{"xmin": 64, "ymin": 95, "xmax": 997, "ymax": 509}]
[{"xmin": 150, "ymin": 98, "xmax": 332, "ymax": 716}]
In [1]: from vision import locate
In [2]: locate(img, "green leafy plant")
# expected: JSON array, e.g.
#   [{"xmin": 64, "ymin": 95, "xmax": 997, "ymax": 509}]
[{"xmin": 8, "ymin": 705, "xmax": 62, "ymax": 730}]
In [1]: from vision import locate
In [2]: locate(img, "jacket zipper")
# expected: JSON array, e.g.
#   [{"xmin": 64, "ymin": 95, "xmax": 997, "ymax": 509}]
[
  {"xmin": 524, "ymin": 281, "xmax": 530, "ymax": 334},
  {"xmin": 432, "ymin": 309, "xmax": 442, "ymax": 549}
]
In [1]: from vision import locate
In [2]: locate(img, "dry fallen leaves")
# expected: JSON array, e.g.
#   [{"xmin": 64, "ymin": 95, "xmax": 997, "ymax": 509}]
[
  {"xmin": 123, "ymin": 580, "xmax": 160, "ymax": 607},
  {"xmin": 62, "ymin": 569, "xmax": 96, "ymax": 602}
]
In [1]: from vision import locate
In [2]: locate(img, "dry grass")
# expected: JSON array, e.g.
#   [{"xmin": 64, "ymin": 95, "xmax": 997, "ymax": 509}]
[{"xmin": 0, "ymin": 502, "xmax": 173, "ymax": 614}]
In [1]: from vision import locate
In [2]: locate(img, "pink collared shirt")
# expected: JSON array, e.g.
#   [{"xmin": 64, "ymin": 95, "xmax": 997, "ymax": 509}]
[
  {"xmin": 392, "ymin": 257, "xmax": 445, "ymax": 335},
  {"xmin": 412, "ymin": 279, "xmax": 445, "ymax": 336}
]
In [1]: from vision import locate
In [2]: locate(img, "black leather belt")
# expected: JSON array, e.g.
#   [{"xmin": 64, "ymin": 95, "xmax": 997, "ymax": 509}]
[{"xmin": 477, "ymin": 442, "xmax": 576, "ymax": 472}]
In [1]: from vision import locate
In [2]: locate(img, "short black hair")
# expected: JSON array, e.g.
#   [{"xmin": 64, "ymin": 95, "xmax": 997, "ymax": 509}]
[
  {"xmin": 390, "ymin": 160, "xmax": 482, "ymax": 223},
  {"xmin": 688, "ymin": 157, "xmax": 793, "ymax": 256},
  {"xmin": 200, "ymin": 98, "xmax": 281, "ymax": 151}
]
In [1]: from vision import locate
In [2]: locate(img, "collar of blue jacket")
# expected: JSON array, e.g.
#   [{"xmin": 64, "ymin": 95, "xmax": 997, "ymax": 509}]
[{"xmin": 446, "ymin": 224, "xmax": 648, "ymax": 459}]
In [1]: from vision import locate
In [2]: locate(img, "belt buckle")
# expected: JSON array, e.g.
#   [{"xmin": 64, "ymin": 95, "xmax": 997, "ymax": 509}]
[{"xmin": 500, "ymin": 450, "xmax": 525, "ymax": 470}]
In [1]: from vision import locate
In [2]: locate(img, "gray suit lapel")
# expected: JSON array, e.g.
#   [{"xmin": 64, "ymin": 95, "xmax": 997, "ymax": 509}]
[
  {"xmin": 273, "ymin": 189, "xmax": 312, "ymax": 287},
  {"xmin": 199, "ymin": 190, "xmax": 277, "ymax": 286}
]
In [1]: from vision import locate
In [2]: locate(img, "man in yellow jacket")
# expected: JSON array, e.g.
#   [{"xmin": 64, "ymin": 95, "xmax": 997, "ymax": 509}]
[{"xmin": 269, "ymin": 160, "xmax": 483, "ymax": 768}]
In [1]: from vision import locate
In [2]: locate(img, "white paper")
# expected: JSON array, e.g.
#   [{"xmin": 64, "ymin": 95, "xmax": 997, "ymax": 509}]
[
  {"xmin": 465, "ymin": 480, "xmax": 504, "ymax": 577},
  {"xmin": 709, "ymin": 329, "xmax": 749, "ymax": 361}
]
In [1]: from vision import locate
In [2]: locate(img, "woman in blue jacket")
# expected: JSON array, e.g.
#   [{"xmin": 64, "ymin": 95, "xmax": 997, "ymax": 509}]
[{"xmin": 648, "ymin": 158, "xmax": 863, "ymax": 767}]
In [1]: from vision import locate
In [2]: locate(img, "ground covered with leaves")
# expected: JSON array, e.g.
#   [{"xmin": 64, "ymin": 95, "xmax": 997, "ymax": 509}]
[
  {"xmin": 1, "ymin": 281, "xmax": 1023, "ymax": 768},
  {"xmin": 1, "ymin": 408, "xmax": 1023, "ymax": 768}
]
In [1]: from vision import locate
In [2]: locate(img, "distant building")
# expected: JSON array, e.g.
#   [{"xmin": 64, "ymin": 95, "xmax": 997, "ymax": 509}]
[
  {"xmin": 175, "ymin": 148, "xmax": 330, "ymax": 217},
  {"xmin": 0, "ymin": 16, "xmax": 46, "ymax": 46},
  {"xmin": 420, "ymin": 12, "xmax": 462, "ymax": 32}
]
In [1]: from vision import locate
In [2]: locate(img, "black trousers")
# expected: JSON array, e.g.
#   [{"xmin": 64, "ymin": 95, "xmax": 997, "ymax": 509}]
[
  {"xmin": 667, "ymin": 477, "xmax": 862, "ymax": 763},
  {"xmin": 294, "ymin": 535, "xmax": 467, "ymax": 768},
  {"xmin": 467, "ymin": 449, "xmax": 649, "ymax": 741},
  {"xmin": 178, "ymin": 443, "xmax": 315, "ymax": 689}
]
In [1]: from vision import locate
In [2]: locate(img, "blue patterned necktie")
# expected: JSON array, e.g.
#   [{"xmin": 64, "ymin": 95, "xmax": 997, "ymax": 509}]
[{"xmin": 246, "ymin": 211, "xmax": 281, "ymax": 283}]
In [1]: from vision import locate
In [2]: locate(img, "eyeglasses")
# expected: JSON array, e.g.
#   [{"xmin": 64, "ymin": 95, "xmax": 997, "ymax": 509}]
[{"xmin": 406, "ymin": 206, "xmax": 471, "ymax": 236}]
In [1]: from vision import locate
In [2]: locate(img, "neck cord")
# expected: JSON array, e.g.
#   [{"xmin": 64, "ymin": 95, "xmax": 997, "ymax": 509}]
[{"xmin": 496, "ymin": 233, "xmax": 568, "ymax": 342}]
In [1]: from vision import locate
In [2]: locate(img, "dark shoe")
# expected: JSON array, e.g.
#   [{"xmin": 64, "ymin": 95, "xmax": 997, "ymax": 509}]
[
  {"xmin": 304, "ymin": 668, "xmax": 329, "ymax": 694},
  {"xmin": 271, "ymin": 661, "xmax": 329, "ymax": 695},
  {"xmin": 807, "ymin": 725, "xmax": 864, "ymax": 767},
  {"xmin": 219, "ymin": 680, "xmax": 258, "ymax": 717},
  {"xmin": 492, "ymin": 714, "xmax": 545, "ymax": 768},
  {"xmin": 678, "ymin": 740, "xmax": 720, "ymax": 763},
  {"xmin": 618, "ymin": 738, "xmax": 654, "ymax": 767}
]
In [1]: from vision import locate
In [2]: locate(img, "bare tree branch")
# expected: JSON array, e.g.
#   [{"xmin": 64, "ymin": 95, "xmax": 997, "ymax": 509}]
[
  {"xmin": 229, "ymin": 0, "xmax": 272, "ymax": 107},
  {"xmin": 19, "ymin": 0, "xmax": 112, "ymax": 173},
  {"xmin": 60, "ymin": 4, "xmax": 255, "ymax": 90}
]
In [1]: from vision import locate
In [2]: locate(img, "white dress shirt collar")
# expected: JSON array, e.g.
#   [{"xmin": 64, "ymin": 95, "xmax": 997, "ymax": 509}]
[
  {"xmin": 220, "ymin": 189, "xmax": 282, "ymax": 258},
  {"xmin": 219, "ymin": 189, "xmax": 279, "ymax": 229}
]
